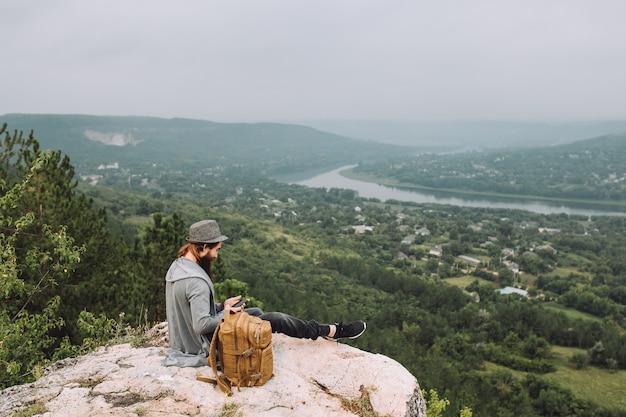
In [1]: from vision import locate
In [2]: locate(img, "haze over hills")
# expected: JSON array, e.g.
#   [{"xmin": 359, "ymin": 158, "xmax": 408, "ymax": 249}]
[
  {"xmin": 0, "ymin": 114, "xmax": 413, "ymax": 177},
  {"xmin": 6, "ymin": 114, "xmax": 626, "ymax": 157},
  {"xmin": 295, "ymin": 119, "xmax": 626, "ymax": 150},
  {"xmin": 3, "ymin": 114, "xmax": 626, "ymax": 186}
]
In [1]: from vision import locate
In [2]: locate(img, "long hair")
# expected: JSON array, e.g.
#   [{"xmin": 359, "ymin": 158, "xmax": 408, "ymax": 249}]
[{"xmin": 178, "ymin": 242, "xmax": 220, "ymax": 276}]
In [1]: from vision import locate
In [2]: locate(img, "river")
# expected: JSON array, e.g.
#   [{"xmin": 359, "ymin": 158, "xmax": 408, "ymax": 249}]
[{"xmin": 291, "ymin": 165, "xmax": 626, "ymax": 217}]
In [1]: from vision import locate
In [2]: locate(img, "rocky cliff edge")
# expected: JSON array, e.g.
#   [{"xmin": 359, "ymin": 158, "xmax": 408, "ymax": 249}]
[{"xmin": 0, "ymin": 323, "xmax": 426, "ymax": 417}]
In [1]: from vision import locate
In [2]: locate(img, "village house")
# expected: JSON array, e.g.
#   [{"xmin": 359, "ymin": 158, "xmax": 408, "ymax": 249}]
[
  {"xmin": 501, "ymin": 248, "xmax": 515, "ymax": 260},
  {"xmin": 396, "ymin": 213, "xmax": 409, "ymax": 224},
  {"xmin": 497, "ymin": 286, "xmax": 528, "ymax": 297},
  {"xmin": 415, "ymin": 227, "xmax": 431, "ymax": 236},
  {"xmin": 539, "ymin": 227, "xmax": 561, "ymax": 234},
  {"xmin": 80, "ymin": 174, "xmax": 103, "ymax": 185},
  {"xmin": 503, "ymin": 260, "xmax": 520, "ymax": 273},
  {"xmin": 401, "ymin": 234, "xmax": 416, "ymax": 245},
  {"xmin": 534, "ymin": 244, "xmax": 557, "ymax": 254},
  {"xmin": 428, "ymin": 246, "xmax": 442, "ymax": 257},
  {"xmin": 395, "ymin": 251, "xmax": 409, "ymax": 261},
  {"xmin": 97, "ymin": 162, "xmax": 119, "ymax": 170},
  {"xmin": 458, "ymin": 255, "xmax": 482, "ymax": 266},
  {"xmin": 351, "ymin": 225, "xmax": 374, "ymax": 234}
]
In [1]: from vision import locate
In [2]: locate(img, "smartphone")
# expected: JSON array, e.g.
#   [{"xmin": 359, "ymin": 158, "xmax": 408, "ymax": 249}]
[{"xmin": 232, "ymin": 298, "xmax": 249, "ymax": 308}]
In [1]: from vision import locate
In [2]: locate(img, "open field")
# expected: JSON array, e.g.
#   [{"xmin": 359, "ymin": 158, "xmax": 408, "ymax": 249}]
[
  {"xmin": 444, "ymin": 276, "xmax": 497, "ymax": 289},
  {"xmin": 550, "ymin": 345, "xmax": 626, "ymax": 410},
  {"xmin": 485, "ymin": 348, "xmax": 626, "ymax": 411},
  {"xmin": 550, "ymin": 266, "xmax": 593, "ymax": 279},
  {"xmin": 543, "ymin": 302, "xmax": 604, "ymax": 323}
]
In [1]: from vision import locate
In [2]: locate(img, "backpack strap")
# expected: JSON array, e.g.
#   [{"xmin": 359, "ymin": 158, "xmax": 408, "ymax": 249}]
[
  {"xmin": 208, "ymin": 319, "xmax": 233, "ymax": 396},
  {"xmin": 197, "ymin": 328, "xmax": 221, "ymax": 386},
  {"xmin": 195, "ymin": 375, "xmax": 218, "ymax": 385}
]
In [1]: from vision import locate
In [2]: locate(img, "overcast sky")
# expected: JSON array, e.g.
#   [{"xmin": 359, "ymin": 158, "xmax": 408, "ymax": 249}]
[{"xmin": 2, "ymin": 0, "xmax": 626, "ymax": 123}]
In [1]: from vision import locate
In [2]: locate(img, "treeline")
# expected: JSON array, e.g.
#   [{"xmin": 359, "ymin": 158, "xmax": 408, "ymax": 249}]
[
  {"xmin": 353, "ymin": 134, "xmax": 626, "ymax": 202},
  {"xmin": 2, "ymin": 122, "xmax": 626, "ymax": 416},
  {"xmin": 0, "ymin": 113, "xmax": 412, "ymax": 181},
  {"xmin": 0, "ymin": 124, "xmax": 187, "ymax": 387}
]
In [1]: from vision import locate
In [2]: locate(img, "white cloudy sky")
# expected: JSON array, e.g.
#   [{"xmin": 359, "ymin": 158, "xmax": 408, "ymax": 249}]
[{"xmin": 2, "ymin": 0, "xmax": 625, "ymax": 123}]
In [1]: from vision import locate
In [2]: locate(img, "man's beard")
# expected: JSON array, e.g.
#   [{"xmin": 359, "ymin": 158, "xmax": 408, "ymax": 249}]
[{"xmin": 199, "ymin": 255, "xmax": 213, "ymax": 275}]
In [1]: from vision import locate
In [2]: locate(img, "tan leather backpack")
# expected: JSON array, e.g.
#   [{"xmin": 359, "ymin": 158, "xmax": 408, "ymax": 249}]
[{"xmin": 201, "ymin": 311, "xmax": 273, "ymax": 396}]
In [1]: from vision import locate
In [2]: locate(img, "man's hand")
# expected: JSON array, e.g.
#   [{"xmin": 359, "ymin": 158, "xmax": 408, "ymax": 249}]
[{"xmin": 223, "ymin": 295, "xmax": 246, "ymax": 313}]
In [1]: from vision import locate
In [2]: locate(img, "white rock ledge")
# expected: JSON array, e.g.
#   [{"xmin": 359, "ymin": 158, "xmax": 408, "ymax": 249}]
[{"xmin": 1, "ymin": 328, "xmax": 426, "ymax": 417}]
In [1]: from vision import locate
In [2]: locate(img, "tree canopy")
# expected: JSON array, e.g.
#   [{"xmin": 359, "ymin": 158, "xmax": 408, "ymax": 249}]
[{"xmin": 2, "ymin": 121, "xmax": 625, "ymax": 416}]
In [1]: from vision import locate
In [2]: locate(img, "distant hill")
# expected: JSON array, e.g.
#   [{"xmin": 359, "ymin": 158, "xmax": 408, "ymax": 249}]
[
  {"xmin": 352, "ymin": 132, "xmax": 626, "ymax": 203},
  {"xmin": 297, "ymin": 119, "xmax": 626, "ymax": 150},
  {"xmin": 0, "ymin": 114, "xmax": 412, "ymax": 176}
]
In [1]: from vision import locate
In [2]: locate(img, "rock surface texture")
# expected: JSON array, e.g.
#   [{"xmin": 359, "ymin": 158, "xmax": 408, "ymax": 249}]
[{"xmin": 0, "ymin": 324, "xmax": 426, "ymax": 417}]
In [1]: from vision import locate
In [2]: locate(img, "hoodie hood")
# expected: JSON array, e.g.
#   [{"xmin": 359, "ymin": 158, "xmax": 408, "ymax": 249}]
[{"xmin": 165, "ymin": 257, "xmax": 211, "ymax": 285}]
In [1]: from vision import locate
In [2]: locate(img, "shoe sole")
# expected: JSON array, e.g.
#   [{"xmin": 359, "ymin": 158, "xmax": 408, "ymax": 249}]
[
  {"xmin": 326, "ymin": 322, "xmax": 367, "ymax": 341},
  {"xmin": 348, "ymin": 322, "xmax": 366, "ymax": 339}
]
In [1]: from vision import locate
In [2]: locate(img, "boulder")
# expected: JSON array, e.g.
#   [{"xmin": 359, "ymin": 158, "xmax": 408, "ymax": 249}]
[{"xmin": 0, "ymin": 323, "xmax": 426, "ymax": 417}]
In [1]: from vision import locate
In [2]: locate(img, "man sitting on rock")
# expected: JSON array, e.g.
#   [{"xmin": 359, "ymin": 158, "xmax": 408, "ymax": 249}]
[{"xmin": 162, "ymin": 219, "xmax": 366, "ymax": 367}]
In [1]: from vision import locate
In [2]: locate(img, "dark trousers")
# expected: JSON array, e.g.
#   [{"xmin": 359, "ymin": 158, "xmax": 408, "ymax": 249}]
[{"xmin": 245, "ymin": 308, "xmax": 328, "ymax": 340}]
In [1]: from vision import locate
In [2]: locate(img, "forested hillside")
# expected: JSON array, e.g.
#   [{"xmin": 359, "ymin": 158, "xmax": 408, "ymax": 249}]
[
  {"xmin": 0, "ymin": 114, "xmax": 413, "ymax": 176},
  {"xmin": 2, "ymin": 120, "xmax": 626, "ymax": 416},
  {"xmin": 352, "ymin": 134, "xmax": 626, "ymax": 203}
]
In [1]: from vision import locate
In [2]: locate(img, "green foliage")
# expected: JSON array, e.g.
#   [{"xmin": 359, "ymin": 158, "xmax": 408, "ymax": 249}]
[
  {"xmin": 1, "ymin": 123, "xmax": 134, "ymax": 344},
  {"xmin": 74, "ymin": 311, "xmax": 120, "ymax": 351},
  {"xmin": 0, "ymin": 136, "xmax": 84, "ymax": 388},
  {"xmin": 214, "ymin": 278, "xmax": 263, "ymax": 310},
  {"xmin": 483, "ymin": 344, "xmax": 556, "ymax": 374},
  {"xmin": 569, "ymin": 352, "xmax": 589, "ymax": 370},
  {"xmin": 425, "ymin": 389, "xmax": 450, "ymax": 417},
  {"xmin": 353, "ymin": 134, "xmax": 626, "ymax": 202},
  {"xmin": 2, "ymin": 118, "xmax": 626, "ymax": 415},
  {"xmin": 458, "ymin": 407, "xmax": 473, "ymax": 417},
  {"xmin": 128, "ymin": 212, "xmax": 186, "ymax": 323}
]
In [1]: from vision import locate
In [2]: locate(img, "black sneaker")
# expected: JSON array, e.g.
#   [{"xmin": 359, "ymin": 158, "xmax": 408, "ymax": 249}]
[{"xmin": 327, "ymin": 321, "xmax": 367, "ymax": 340}]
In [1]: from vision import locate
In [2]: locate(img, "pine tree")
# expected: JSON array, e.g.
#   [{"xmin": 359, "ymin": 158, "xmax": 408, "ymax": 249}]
[
  {"xmin": 129, "ymin": 212, "xmax": 186, "ymax": 323},
  {"xmin": 1, "ymin": 122, "xmax": 129, "ymax": 345},
  {"xmin": 1, "ymin": 123, "xmax": 84, "ymax": 388}
]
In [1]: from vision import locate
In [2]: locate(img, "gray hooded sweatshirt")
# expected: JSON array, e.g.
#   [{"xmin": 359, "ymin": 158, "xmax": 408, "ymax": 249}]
[{"xmin": 162, "ymin": 257, "xmax": 225, "ymax": 367}]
